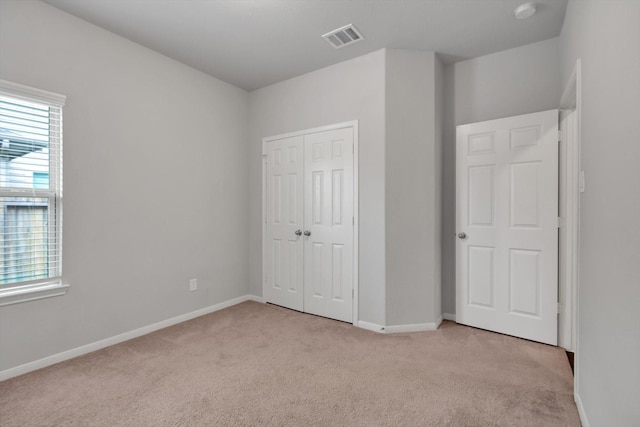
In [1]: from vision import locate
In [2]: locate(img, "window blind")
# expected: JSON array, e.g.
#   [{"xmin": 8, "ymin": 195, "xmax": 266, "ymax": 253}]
[{"xmin": 0, "ymin": 81, "xmax": 64, "ymax": 288}]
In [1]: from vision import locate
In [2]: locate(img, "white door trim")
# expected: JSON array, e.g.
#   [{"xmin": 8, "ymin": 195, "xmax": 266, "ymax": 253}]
[
  {"xmin": 262, "ymin": 121, "xmax": 359, "ymax": 325},
  {"xmin": 559, "ymin": 60, "xmax": 582, "ymax": 354},
  {"xmin": 558, "ymin": 109, "xmax": 579, "ymax": 352},
  {"xmin": 560, "ymin": 59, "xmax": 582, "ymax": 417}
]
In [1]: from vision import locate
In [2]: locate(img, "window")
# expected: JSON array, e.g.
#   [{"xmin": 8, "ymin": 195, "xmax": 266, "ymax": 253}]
[{"xmin": 0, "ymin": 79, "xmax": 66, "ymax": 302}]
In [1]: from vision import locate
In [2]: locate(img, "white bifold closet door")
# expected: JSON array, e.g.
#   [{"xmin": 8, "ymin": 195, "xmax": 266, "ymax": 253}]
[
  {"xmin": 264, "ymin": 135, "xmax": 304, "ymax": 312},
  {"xmin": 264, "ymin": 127, "xmax": 354, "ymax": 323},
  {"xmin": 456, "ymin": 110, "xmax": 559, "ymax": 345}
]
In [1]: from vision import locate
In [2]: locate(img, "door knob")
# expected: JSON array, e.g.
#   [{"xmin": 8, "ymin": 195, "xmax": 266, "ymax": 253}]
[
  {"xmin": 457, "ymin": 232, "xmax": 467, "ymax": 240},
  {"xmin": 294, "ymin": 229, "xmax": 302, "ymax": 236},
  {"xmin": 304, "ymin": 230, "xmax": 311, "ymax": 237}
]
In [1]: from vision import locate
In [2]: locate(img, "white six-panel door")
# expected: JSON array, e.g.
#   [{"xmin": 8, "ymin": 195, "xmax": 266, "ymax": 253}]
[
  {"xmin": 264, "ymin": 135, "xmax": 304, "ymax": 311},
  {"xmin": 456, "ymin": 110, "xmax": 559, "ymax": 345},
  {"xmin": 303, "ymin": 128, "xmax": 354, "ymax": 322},
  {"xmin": 264, "ymin": 126, "xmax": 354, "ymax": 323}
]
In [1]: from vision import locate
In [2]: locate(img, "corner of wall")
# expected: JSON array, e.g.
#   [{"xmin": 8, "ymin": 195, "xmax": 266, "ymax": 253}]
[
  {"xmin": 433, "ymin": 53, "xmax": 444, "ymax": 321},
  {"xmin": 384, "ymin": 49, "xmax": 441, "ymax": 326}
]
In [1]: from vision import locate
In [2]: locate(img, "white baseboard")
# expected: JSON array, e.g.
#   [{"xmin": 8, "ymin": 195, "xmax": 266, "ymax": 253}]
[
  {"xmin": 443, "ymin": 312, "xmax": 456, "ymax": 321},
  {"xmin": 356, "ymin": 320, "xmax": 386, "ymax": 333},
  {"xmin": 0, "ymin": 294, "xmax": 261, "ymax": 382},
  {"xmin": 436, "ymin": 316, "xmax": 443, "ymax": 328},
  {"xmin": 245, "ymin": 295, "xmax": 264, "ymax": 303},
  {"xmin": 575, "ymin": 392, "xmax": 590, "ymax": 427},
  {"xmin": 385, "ymin": 321, "xmax": 440, "ymax": 333},
  {"xmin": 357, "ymin": 320, "xmax": 441, "ymax": 334}
]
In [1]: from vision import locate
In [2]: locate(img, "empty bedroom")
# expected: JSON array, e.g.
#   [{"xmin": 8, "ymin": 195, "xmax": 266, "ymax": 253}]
[{"xmin": 0, "ymin": 1, "xmax": 638, "ymax": 426}]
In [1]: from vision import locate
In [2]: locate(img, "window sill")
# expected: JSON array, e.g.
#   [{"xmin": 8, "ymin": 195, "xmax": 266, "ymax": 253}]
[{"xmin": 0, "ymin": 282, "xmax": 70, "ymax": 307}]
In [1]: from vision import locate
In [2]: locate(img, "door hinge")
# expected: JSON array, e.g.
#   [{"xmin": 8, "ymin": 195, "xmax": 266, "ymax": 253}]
[
  {"xmin": 557, "ymin": 217, "xmax": 563, "ymax": 228},
  {"xmin": 558, "ymin": 130, "xmax": 562, "ymax": 142},
  {"xmin": 352, "ymin": 216, "xmax": 355, "ymax": 226},
  {"xmin": 557, "ymin": 302, "xmax": 562, "ymax": 314}
]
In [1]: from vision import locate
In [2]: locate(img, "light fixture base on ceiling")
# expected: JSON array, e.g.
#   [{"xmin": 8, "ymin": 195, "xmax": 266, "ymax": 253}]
[
  {"xmin": 322, "ymin": 24, "xmax": 364, "ymax": 49},
  {"xmin": 514, "ymin": 2, "xmax": 537, "ymax": 19}
]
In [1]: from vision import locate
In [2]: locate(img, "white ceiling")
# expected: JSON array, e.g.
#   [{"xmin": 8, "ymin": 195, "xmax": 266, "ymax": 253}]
[{"xmin": 43, "ymin": 0, "xmax": 568, "ymax": 91}]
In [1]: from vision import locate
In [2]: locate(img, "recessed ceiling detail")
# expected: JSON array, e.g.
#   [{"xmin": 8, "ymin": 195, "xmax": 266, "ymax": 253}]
[{"xmin": 322, "ymin": 24, "xmax": 364, "ymax": 49}]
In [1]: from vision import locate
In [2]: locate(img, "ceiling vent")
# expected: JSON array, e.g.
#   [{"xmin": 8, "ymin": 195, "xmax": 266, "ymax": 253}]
[{"xmin": 322, "ymin": 24, "xmax": 364, "ymax": 49}]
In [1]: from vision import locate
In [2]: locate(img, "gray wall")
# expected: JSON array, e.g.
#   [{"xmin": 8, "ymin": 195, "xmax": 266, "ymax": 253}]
[
  {"xmin": 385, "ymin": 50, "xmax": 442, "ymax": 326},
  {"xmin": 0, "ymin": 0, "xmax": 250, "ymax": 371},
  {"xmin": 441, "ymin": 38, "xmax": 561, "ymax": 315},
  {"xmin": 560, "ymin": 1, "xmax": 640, "ymax": 425},
  {"xmin": 250, "ymin": 49, "xmax": 443, "ymax": 327},
  {"xmin": 249, "ymin": 50, "xmax": 387, "ymax": 325}
]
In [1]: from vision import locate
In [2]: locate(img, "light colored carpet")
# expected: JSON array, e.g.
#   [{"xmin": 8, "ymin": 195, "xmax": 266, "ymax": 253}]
[{"xmin": 0, "ymin": 301, "xmax": 580, "ymax": 426}]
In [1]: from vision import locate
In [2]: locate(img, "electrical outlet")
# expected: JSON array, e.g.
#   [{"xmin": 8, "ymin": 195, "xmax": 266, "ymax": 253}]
[{"xmin": 189, "ymin": 278, "xmax": 197, "ymax": 291}]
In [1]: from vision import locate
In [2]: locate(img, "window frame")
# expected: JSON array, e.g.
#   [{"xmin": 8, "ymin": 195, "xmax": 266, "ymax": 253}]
[{"xmin": 0, "ymin": 79, "xmax": 68, "ymax": 306}]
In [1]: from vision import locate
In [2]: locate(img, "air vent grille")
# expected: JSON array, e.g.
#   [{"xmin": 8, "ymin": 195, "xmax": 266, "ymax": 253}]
[{"xmin": 322, "ymin": 24, "xmax": 364, "ymax": 49}]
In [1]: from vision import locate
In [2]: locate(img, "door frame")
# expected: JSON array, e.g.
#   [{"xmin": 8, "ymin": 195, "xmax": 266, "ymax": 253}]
[
  {"xmin": 261, "ymin": 120, "xmax": 359, "ymax": 325},
  {"xmin": 558, "ymin": 109, "xmax": 578, "ymax": 351},
  {"xmin": 559, "ymin": 60, "xmax": 582, "ymax": 403},
  {"xmin": 559, "ymin": 59, "xmax": 582, "ymax": 354}
]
